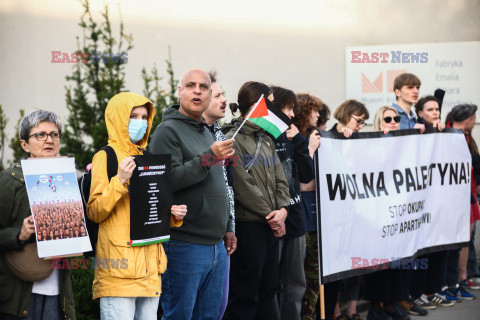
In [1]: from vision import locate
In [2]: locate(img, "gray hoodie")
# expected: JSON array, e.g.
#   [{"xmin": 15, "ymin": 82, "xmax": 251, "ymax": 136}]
[{"xmin": 150, "ymin": 105, "xmax": 232, "ymax": 245}]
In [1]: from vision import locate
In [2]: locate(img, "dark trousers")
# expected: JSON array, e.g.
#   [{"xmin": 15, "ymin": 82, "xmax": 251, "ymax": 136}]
[
  {"xmin": 324, "ymin": 280, "xmax": 341, "ymax": 320},
  {"xmin": 442, "ymin": 249, "xmax": 460, "ymax": 288},
  {"xmin": 410, "ymin": 251, "xmax": 447, "ymax": 298},
  {"xmin": 467, "ymin": 223, "xmax": 479, "ymax": 277},
  {"xmin": 301, "ymin": 231, "xmax": 340, "ymax": 320},
  {"xmin": 365, "ymin": 269, "xmax": 409, "ymax": 303},
  {"xmin": 0, "ymin": 294, "xmax": 62, "ymax": 320},
  {"xmin": 227, "ymin": 221, "xmax": 280, "ymax": 320},
  {"xmin": 343, "ymin": 276, "xmax": 361, "ymax": 301}
]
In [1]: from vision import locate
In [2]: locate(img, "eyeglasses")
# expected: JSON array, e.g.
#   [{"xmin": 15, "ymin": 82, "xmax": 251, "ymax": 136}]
[
  {"xmin": 383, "ymin": 116, "xmax": 401, "ymax": 124},
  {"xmin": 28, "ymin": 132, "xmax": 62, "ymax": 141},
  {"xmin": 351, "ymin": 115, "xmax": 365, "ymax": 126}
]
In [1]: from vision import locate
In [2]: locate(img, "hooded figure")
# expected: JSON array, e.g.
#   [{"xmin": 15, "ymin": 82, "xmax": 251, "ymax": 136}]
[{"xmin": 87, "ymin": 92, "xmax": 182, "ymax": 304}]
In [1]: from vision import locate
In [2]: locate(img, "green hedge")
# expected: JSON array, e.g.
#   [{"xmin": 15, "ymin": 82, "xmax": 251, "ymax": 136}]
[{"xmin": 71, "ymin": 259, "xmax": 99, "ymax": 320}]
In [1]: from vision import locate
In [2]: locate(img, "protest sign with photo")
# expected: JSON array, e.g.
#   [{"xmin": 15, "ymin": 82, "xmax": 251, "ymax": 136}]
[
  {"xmin": 315, "ymin": 129, "xmax": 471, "ymax": 283},
  {"xmin": 21, "ymin": 157, "xmax": 92, "ymax": 258},
  {"xmin": 129, "ymin": 154, "xmax": 172, "ymax": 246}
]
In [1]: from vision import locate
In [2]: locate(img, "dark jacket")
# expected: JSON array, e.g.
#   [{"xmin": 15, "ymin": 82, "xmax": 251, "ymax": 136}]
[
  {"xmin": 268, "ymin": 131, "xmax": 314, "ymax": 237},
  {"xmin": 0, "ymin": 165, "xmax": 75, "ymax": 319},
  {"xmin": 416, "ymin": 117, "xmax": 432, "ymax": 128},
  {"xmin": 150, "ymin": 105, "xmax": 231, "ymax": 245},
  {"xmin": 222, "ymin": 118, "xmax": 290, "ymax": 223}
]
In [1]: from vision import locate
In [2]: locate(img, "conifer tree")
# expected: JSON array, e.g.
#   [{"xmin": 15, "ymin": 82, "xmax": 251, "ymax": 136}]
[
  {"xmin": 0, "ymin": 105, "xmax": 8, "ymax": 170},
  {"xmin": 8, "ymin": 109, "xmax": 25, "ymax": 165},
  {"xmin": 60, "ymin": 0, "xmax": 133, "ymax": 169},
  {"xmin": 141, "ymin": 46, "xmax": 179, "ymax": 133}
]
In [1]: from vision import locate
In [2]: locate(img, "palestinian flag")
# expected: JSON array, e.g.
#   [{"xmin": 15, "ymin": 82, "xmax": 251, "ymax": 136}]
[{"xmin": 248, "ymin": 95, "xmax": 292, "ymax": 138}]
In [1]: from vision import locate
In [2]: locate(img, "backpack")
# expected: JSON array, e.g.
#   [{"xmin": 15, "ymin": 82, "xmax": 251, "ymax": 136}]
[
  {"xmin": 79, "ymin": 146, "xmax": 152, "ymax": 257},
  {"xmin": 79, "ymin": 146, "xmax": 118, "ymax": 257}
]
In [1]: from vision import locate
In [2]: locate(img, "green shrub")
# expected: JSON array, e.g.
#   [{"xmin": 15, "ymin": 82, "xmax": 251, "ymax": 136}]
[{"xmin": 71, "ymin": 260, "xmax": 99, "ymax": 320}]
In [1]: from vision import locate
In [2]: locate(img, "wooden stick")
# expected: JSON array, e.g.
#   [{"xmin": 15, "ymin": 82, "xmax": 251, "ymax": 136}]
[{"xmin": 319, "ymin": 284, "xmax": 325, "ymax": 320}]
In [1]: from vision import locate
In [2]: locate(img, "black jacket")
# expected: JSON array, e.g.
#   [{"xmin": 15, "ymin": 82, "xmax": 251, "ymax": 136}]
[{"xmin": 268, "ymin": 131, "xmax": 314, "ymax": 237}]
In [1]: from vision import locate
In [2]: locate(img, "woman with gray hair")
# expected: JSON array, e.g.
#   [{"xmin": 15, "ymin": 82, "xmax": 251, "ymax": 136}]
[{"xmin": 0, "ymin": 109, "xmax": 75, "ymax": 320}]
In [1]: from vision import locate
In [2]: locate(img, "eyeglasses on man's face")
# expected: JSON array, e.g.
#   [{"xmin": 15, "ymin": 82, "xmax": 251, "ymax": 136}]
[{"xmin": 28, "ymin": 131, "xmax": 62, "ymax": 141}]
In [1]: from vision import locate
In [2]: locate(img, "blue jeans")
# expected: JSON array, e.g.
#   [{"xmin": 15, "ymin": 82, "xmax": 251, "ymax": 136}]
[
  {"xmin": 217, "ymin": 255, "xmax": 230, "ymax": 320},
  {"xmin": 161, "ymin": 240, "xmax": 227, "ymax": 320},
  {"xmin": 100, "ymin": 296, "xmax": 159, "ymax": 320}
]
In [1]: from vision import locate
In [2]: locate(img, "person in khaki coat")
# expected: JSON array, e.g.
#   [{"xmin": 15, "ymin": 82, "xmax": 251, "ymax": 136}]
[
  {"xmin": 87, "ymin": 92, "xmax": 185, "ymax": 320},
  {"xmin": 222, "ymin": 81, "xmax": 290, "ymax": 320}
]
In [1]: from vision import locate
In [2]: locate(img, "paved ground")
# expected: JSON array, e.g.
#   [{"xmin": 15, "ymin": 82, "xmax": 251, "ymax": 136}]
[{"xmin": 355, "ymin": 295, "xmax": 480, "ymax": 320}]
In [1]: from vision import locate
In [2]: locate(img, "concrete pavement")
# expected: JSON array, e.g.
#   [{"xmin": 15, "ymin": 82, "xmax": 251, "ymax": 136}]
[{"xmin": 356, "ymin": 295, "xmax": 480, "ymax": 320}]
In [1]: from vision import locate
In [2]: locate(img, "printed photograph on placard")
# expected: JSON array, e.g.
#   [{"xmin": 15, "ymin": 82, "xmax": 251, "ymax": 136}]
[
  {"xmin": 25, "ymin": 173, "xmax": 87, "ymax": 241},
  {"xmin": 21, "ymin": 157, "xmax": 92, "ymax": 258}
]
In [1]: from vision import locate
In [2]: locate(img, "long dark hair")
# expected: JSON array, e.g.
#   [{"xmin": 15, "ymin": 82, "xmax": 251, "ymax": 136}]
[
  {"xmin": 270, "ymin": 86, "xmax": 297, "ymax": 110},
  {"xmin": 230, "ymin": 81, "xmax": 271, "ymax": 118}
]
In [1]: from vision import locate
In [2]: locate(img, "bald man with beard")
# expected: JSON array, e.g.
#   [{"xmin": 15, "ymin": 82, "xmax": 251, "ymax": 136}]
[{"xmin": 150, "ymin": 69, "xmax": 235, "ymax": 320}]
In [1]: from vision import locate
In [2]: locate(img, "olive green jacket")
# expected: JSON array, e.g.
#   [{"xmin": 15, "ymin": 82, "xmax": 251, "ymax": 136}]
[
  {"xmin": 0, "ymin": 165, "xmax": 76, "ymax": 319},
  {"xmin": 223, "ymin": 119, "xmax": 290, "ymax": 223}
]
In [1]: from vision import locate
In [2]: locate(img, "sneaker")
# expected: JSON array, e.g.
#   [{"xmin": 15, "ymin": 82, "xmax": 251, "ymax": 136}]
[
  {"xmin": 347, "ymin": 313, "xmax": 362, "ymax": 320},
  {"xmin": 454, "ymin": 283, "xmax": 476, "ymax": 300},
  {"xmin": 398, "ymin": 300, "xmax": 428, "ymax": 316},
  {"xmin": 441, "ymin": 287, "xmax": 462, "ymax": 302},
  {"xmin": 412, "ymin": 294, "xmax": 436, "ymax": 310},
  {"xmin": 428, "ymin": 292, "xmax": 454, "ymax": 307},
  {"xmin": 367, "ymin": 307, "xmax": 393, "ymax": 320},
  {"xmin": 384, "ymin": 303, "xmax": 411, "ymax": 320},
  {"xmin": 462, "ymin": 278, "xmax": 480, "ymax": 290}
]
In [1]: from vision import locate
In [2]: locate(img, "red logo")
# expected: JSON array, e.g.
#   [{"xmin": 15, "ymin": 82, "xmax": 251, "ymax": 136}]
[
  {"xmin": 361, "ymin": 69, "xmax": 406, "ymax": 94},
  {"xmin": 361, "ymin": 72, "xmax": 382, "ymax": 93}
]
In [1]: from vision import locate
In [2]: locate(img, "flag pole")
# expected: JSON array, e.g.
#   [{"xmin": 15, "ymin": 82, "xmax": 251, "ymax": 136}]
[
  {"xmin": 320, "ymin": 284, "xmax": 325, "ymax": 319},
  {"xmin": 231, "ymin": 94, "xmax": 264, "ymax": 140},
  {"xmin": 314, "ymin": 149, "xmax": 326, "ymax": 320}
]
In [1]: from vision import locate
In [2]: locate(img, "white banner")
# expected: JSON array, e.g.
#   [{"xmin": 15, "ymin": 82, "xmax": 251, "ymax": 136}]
[
  {"xmin": 346, "ymin": 41, "xmax": 480, "ymax": 123},
  {"xmin": 316, "ymin": 129, "xmax": 471, "ymax": 282}
]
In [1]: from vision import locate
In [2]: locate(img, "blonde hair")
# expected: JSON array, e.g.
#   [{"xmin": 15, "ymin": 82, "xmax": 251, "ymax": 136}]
[{"xmin": 373, "ymin": 106, "xmax": 399, "ymax": 131}]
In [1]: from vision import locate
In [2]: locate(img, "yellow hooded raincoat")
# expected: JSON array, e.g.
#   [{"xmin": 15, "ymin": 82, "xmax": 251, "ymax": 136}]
[{"xmin": 87, "ymin": 92, "xmax": 181, "ymax": 300}]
